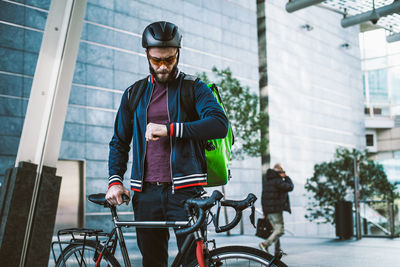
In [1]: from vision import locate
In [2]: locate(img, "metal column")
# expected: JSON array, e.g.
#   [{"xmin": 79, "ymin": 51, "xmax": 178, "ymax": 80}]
[{"xmin": 354, "ymin": 158, "xmax": 362, "ymax": 240}]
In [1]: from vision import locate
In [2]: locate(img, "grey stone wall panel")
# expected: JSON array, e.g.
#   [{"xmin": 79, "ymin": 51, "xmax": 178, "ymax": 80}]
[
  {"xmin": 65, "ymin": 106, "xmax": 86, "ymax": 124},
  {"xmin": 62, "ymin": 123, "xmax": 86, "ymax": 142},
  {"xmin": 86, "ymin": 88, "xmax": 114, "ymax": 109},
  {"xmin": 86, "ymin": 108, "xmax": 114, "ymax": 127},
  {"xmin": 86, "ymin": 3, "xmax": 114, "ymax": 27},
  {"xmin": 86, "ymin": 64, "xmax": 114, "ymax": 88},
  {"xmin": 24, "ymin": 7, "xmax": 47, "ymax": 30},
  {"xmin": 26, "ymin": 0, "xmax": 51, "ymax": 10},
  {"xmin": 0, "ymin": 47, "xmax": 23, "ymax": 73},
  {"xmin": 0, "ymin": 73, "xmax": 23, "ymax": 97},
  {"xmin": 0, "ymin": 116, "xmax": 23, "ymax": 136},
  {"xmin": 85, "ymin": 160, "xmax": 108, "ymax": 178},
  {"xmin": 86, "ymin": 23, "xmax": 115, "ymax": 48},
  {"xmin": 59, "ymin": 141, "xmax": 85, "ymax": 159},
  {"xmin": 0, "ymin": 1, "xmax": 25, "ymax": 26},
  {"xmin": 0, "ymin": 136, "xmax": 19, "ymax": 156}
]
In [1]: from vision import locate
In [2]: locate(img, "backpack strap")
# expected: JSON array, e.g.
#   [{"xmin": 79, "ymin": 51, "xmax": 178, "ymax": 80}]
[
  {"xmin": 128, "ymin": 77, "xmax": 148, "ymax": 115},
  {"xmin": 181, "ymin": 74, "xmax": 199, "ymax": 122},
  {"xmin": 180, "ymin": 74, "xmax": 234, "ymax": 145}
]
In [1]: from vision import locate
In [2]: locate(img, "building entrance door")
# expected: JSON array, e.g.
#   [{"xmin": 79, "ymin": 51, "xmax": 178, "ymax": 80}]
[{"xmin": 54, "ymin": 160, "xmax": 85, "ymax": 233}]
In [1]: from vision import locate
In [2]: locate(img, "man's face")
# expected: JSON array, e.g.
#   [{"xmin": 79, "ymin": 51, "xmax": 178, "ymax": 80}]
[{"xmin": 147, "ymin": 47, "xmax": 179, "ymax": 83}]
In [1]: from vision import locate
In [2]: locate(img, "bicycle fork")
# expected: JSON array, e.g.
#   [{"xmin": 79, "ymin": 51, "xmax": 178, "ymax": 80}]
[{"xmin": 193, "ymin": 228, "xmax": 209, "ymax": 267}]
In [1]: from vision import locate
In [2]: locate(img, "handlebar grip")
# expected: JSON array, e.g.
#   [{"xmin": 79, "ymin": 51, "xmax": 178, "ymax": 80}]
[
  {"xmin": 215, "ymin": 210, "xmax": 242, "ymax": 233},
  {"xmin": 175, "ymin": 208, "xmax": 205, "ymax": 236},
  {"xmin": 214, "ymin": 193, "xmax": 257, "ymax": 233},
  {"xmin": 175, "ymin": 190, "xmax": 224, "ymax": 236}
]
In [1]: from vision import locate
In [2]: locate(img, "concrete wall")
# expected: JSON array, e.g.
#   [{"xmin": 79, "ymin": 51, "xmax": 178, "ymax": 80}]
[
  {"xmin": 377, "ymin": 127, "xmax": 400, "ymax": 152},
  {"xmin": 265, "ymin": 0, "xmax": 365, "ymax": 236}
]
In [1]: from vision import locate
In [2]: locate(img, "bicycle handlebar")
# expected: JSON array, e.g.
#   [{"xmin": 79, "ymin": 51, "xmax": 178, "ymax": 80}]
[
  {"xmin": 88, "ymin": 191, "xmax": 257, "ymax": 235},
  {"xmin": 175, "ymin": 190, "xmax": 224, "ymax": 236},
  {"xmin": 175, "ymin": 191, "xmax": 257, "ymax": 236},
  {"xmin": 214, "ymin": 193, "xmax": 257, "ymax": 233}
]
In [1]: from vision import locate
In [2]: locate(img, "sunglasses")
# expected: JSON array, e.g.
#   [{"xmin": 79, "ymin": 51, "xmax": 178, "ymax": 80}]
[{"xmin": 147, "ymin": 52, "xmax": 178, "ymax": 67}]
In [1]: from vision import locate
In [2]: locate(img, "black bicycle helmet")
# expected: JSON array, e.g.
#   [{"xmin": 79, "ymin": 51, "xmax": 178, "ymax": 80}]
[{"xmin": 142, "ymin": 21, "xmax": 182, "ymax": 48}]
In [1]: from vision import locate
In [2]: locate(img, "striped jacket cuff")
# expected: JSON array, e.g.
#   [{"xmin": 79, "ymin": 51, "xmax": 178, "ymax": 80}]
[
  {"xmin": 171, "ymin": 122, "xmax": 184, "ymax": 138},
  {"xmin": 108, "ymin": 175, "xmax": 123, "ymax": 188}
]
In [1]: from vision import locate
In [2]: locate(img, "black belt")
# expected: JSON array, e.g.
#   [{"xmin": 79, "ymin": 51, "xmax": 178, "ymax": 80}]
[{"xmin": 144, "ymin": 181, "xmax": 172, "ymax": 186}]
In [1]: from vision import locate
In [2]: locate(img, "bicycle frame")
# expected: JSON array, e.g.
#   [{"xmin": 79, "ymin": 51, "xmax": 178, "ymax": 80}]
[
  {"xmin": 101, "ymin": 205, "xmax": 200, "ymax": 267},
  {"xmin": 55, "ymin": 191, "xmax": 262, "ymax": 267}
]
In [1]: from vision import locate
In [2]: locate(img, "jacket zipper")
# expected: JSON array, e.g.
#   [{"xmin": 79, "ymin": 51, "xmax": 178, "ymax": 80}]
[
  {"xmin": 141, "ymin": 81, "xmax": 154, "ymax": 190},
  {"xmin": 166, "ymin": 84, "xmax": 175, "ymax": 194}
]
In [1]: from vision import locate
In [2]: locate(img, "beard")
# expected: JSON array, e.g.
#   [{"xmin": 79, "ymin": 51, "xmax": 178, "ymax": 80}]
[{"xmin": 149, "ymin": 59, "xmax": 179, "ymax": 84}]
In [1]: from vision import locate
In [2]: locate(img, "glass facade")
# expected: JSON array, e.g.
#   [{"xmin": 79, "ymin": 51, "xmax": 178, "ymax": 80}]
[
  {"xmin": 367, "ymin": 69, "xmax": 387, "ymax": 103},
  {"xmin": 360, "ymin": 29, "xmax": 400, "ymax": 184},
  {"xmin": 360, "ymin": 29, "xmax": 400, "ymax": 117}
]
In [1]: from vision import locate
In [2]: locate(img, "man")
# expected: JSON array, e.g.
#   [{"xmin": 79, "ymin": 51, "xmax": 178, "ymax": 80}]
[
  {"xmin": 259, "ymin": 163, "xmax": 294, "ymax": 256},
  {"xmin": 105, "ymin": 21, "xmax": 228, "ymax": 267}
]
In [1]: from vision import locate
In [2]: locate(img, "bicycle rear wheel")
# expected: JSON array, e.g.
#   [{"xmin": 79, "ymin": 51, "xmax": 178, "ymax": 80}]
[
  {"xmin": 188, "ymin": 245, "xmax": 288, "ymax": 267},
  {"xmin": 55, "ymin": 241, "xmax": 120, "ymax": 267}
]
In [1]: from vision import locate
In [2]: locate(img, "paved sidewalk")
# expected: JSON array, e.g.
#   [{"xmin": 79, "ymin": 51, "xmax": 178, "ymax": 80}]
[
  {"xmin": 50, "ymin": 232, "xmax": 400, "ymax": 266},
  {"xmin": 211, "ymin": 233, "xmax": 400, "ymax": 267}
]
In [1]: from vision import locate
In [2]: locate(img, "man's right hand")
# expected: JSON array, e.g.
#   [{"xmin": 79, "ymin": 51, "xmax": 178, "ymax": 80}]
[{"xmin": 105, "ymin": 184, "xmax": 130, "ymax": 206}]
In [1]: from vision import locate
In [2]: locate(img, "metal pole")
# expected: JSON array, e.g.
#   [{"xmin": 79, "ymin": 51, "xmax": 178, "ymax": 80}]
[
  {"xmin": 354, "ymin": 158, "xmax": 362, "ymax": 240},
  {"xmin": 387, "ymin": 32, "xmax": 400, "ymax": 43},
  {"xmin": 388, "ymin": 198, "xmax": 395, "ymax": 238},
  {"xmin": 221, "ymin": 186, "xmax": 231, "ymax": 236},
  {"xmin": 285, "ymin": 0, "xmax": 325, "ymax": 13},
  {"xmin": 341, "ymin": 0, "xmax": 400, "ymax": 28}
]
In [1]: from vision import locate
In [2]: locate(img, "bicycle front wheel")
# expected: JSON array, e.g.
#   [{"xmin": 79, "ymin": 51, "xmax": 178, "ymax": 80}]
[
  {"xmin": 189, "ymin": 245, "xmax": 288, "ymax": 267},
  {"xmin": 55, "ymin": 241, "xmax": 120, "ymax": 267}
]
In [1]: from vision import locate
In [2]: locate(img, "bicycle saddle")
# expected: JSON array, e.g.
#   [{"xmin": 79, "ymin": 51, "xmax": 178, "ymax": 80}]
[
  {"xmin": 88, "ymin": 193, "xmax": 107, "ymax": 206},
  {"xmin": 88, "ymin": 193, "xmax": 130, "ymax": 207}
]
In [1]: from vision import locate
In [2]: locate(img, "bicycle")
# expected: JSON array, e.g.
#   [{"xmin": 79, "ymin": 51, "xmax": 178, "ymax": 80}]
[{"xmin": 51, "ymin": 190, "xmax": 287, "ymax": 267}]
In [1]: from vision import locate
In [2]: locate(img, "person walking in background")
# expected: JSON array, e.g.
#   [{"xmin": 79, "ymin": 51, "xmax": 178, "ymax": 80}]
[
  {"xmin": 105, "ymin": 21, "xmax": 228, "ymax": 267},
  {"xmin": 259, "ymin": 163, "xmax": 294, "ymax": 256}
]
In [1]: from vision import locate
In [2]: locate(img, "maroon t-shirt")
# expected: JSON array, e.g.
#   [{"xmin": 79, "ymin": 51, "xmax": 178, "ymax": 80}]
[{"xmin": 143, "ymin": 81, "xmax": 172, "ymax": 183}]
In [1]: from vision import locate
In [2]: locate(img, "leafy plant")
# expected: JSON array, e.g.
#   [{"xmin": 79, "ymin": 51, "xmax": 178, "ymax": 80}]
[
  {"xmin": 304, "ymin": 147, "xmax": 398, "ymax": 224},
  {"xmin": 198, "ymin": 67, "xmax": 268, "ymax": 159}
]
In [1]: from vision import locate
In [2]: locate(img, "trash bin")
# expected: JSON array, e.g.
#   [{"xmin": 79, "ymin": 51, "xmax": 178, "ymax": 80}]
[{"xmin": 335, "ymin": 201, "xmax": 353, "ymax": 239}]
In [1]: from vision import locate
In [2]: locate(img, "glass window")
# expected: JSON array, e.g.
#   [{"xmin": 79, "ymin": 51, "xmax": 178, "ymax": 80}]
[
  {"xmin": 367, "ymin": 69, "xmax": 388, "ymax": 103},
  {"xmin": 389, "ymin": 67, "xmax": 400, "ymax": 105},
  {"xmin": 366, "ymin": 134, "xmax": 374, "ymax": 146},
  {"xmin": 363, "ymin": 73, "xmax": 366, "ymax": 97}
]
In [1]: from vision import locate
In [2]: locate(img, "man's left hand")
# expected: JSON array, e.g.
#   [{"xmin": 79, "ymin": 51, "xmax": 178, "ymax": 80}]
[{"xmin": 146, "ymin": 122, "xmax": 167, "ymax": 141}]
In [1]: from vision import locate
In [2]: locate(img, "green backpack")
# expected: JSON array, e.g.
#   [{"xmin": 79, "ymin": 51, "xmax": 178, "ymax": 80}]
[{"xmin": 181, "ymin": 75, "xmax": 234, "ymax": 187}]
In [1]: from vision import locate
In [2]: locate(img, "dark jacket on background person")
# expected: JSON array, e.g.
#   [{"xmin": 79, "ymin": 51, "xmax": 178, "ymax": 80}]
[
  {"xmin": 261, "ymin": 169, "xmax": 294, "ymax": 214},
  {"xmin": 108, "ymin": 71, "xmax": 229, "ymax": 192}
]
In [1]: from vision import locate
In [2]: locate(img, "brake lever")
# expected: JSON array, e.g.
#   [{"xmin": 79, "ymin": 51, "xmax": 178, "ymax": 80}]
[
  {"xmin": 211, "ymin": 200, "xmax": 222, "ymax": 231},
  {"xmin": 250, "ymin": 204, "xmax": 256, "ymax": 228}
]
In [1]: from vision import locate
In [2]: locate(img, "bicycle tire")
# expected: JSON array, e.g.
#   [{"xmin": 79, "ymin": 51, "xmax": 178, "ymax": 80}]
[
  {"xmin": 188, "ymin": 245, "xmax": 288, "ymax": 267},
  {"xmin": 55, "ymin": 240, "xmax": 120, "ymax": 267}
]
